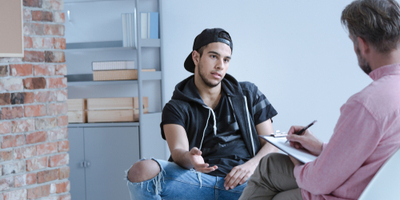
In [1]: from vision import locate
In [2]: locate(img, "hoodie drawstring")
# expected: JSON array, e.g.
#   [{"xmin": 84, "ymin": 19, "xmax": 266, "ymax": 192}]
[
  {"xmin": 199, "ymin": 105, "xmax": 217, "ymax": 151},
  {"xmin": 199, "ymin": 97, "xmax": 255, "ymax": 157},
  {"xmin": 243, "ymin": 96, "xmax": 256, "ymax": 156}
]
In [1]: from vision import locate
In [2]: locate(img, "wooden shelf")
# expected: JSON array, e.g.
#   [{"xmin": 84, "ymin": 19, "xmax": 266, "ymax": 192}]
[
  {"xmin": 65, "ymin": 39, "xmax": 161, "ymax": 52},
  {"xmin": 67, "ymin": 111, "xmax": 162, "ymax": 128},
  {"xmin": 66, "ymin": 71, "xmax": 162, "ymax": 86},
  {"xmin": 65, "ymin": 41, "xmax": 135, "ymax": 52},
  {"xmin": 68, "ymin": 122, "xmax": 140, "ymax": 128}
]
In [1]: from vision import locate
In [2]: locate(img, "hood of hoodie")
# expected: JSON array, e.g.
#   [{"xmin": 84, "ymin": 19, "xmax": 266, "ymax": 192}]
[{"xmin": 171, "ymin": 73, "xmax": 241, "ymax": 104}]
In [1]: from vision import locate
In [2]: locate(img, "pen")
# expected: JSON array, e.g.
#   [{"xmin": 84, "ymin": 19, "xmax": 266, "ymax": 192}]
[{"xmin": 286, "ymin": 120, "xmax": 317, "ymax": 143}]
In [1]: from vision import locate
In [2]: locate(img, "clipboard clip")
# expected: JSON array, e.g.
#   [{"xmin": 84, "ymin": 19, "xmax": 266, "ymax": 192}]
[{"xmin": 269, "ymin": 130, "xmax": 287, "ymax": 138}]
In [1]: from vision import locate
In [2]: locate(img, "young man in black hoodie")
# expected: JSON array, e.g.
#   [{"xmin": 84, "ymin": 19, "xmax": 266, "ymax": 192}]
[{"xmin": 126, "ymin": 28, "xmax": 278, "ymax": 200}]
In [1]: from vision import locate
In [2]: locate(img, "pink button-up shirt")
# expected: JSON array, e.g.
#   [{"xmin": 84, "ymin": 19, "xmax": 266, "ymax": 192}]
[{"xmin": 294, "ymin": 64, "xmax": 400, "ymax": 200}]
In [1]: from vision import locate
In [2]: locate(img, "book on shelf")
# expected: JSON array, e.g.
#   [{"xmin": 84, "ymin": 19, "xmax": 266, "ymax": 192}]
[
  {"xmin": 149, "ymin": 12, "xmax": 159, "ymax": 39},
  {"xmin": 140, "ymin": 12, "xmax": 147, "ymax": 39},
  {"xmin": 140, "ymin": 12, "xmax": 159, "ymax": 39},
  {"xmin": 121, "ymin": 12, "xmax": 136, "ymax": 47},
  {"xmin": 122, "ymin": 13, "xmax": 127, "ymax": 47}
]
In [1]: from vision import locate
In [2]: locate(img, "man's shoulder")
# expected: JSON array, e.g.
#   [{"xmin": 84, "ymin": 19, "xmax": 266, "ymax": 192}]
[
  {"xmin": 238, "ymin": 81, "xmax": 258, "ymax": 93},
  {"xmin": 223, "ymin": 74, "xmax": 257, "ymax": 93},
  {"xmin": 347, "ymin": 79, "xmax": 400, "ymax": 118},
  {"xmin": 166, "ymin": 99, "xmax": 190, "ymax": 108},
  {"xmin": 163, "ymin": 99, "xmax": 194, "ymax": 114}
]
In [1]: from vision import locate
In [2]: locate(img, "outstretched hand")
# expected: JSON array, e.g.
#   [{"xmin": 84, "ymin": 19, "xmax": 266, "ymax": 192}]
[{"xmin": 189, "ymin": 147, "xmax": 218, "ymax": 173}]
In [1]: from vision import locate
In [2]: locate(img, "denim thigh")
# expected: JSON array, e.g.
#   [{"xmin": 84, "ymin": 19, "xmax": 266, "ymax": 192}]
[{"xmin": 126, "ymin": 159, "xmax": 247, "ymax": 200}]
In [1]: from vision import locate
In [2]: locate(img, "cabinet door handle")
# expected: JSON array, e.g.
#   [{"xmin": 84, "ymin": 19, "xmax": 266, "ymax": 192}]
[{"xmin": 80, "ymin": 161, "xmax": 91, "ymax": 168}]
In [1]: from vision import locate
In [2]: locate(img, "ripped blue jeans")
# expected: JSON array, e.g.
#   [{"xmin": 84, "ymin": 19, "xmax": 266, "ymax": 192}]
[{"xmin": 125, "ymin": 158, "xmax": 247, "ymax": 200}]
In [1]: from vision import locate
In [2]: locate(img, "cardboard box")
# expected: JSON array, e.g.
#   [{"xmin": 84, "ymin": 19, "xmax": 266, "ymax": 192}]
[
  {"xmin": 67, "ymin": 99, "xmax": 86, "ymax": 111},
  {"xmin": 87, "ymin": 97, "xmax": 149, "ymax": 122},
  {"xmin": 68, "ymin": 110, "xmax": 86, "ymax": 123},
  {"xmin": 133, "ymin": 97, "xmax": 149, "ymax": 109},
  {"xmin": 87, "ymin": 109, "xmax": 134, "ymax": 123},
  {"xmin": 87, "ymin": 109, "xmax": 150, "ymax": 123},
  {"xmin": 133, "ymin": 97, "xmax": 149, "ymax": 121},
  {"xmin": 67, "ymin": 99, "xmax": 87, "ymax": 123},
  {"xmin": 87, "ymin": 97, "xmax": 135, "ymax": 110},
  {"xmin": 87, "ymin": 97, "xmax": 148, "ymax": 110},
  {"xmin": 93, "ymin": 69, "xmax": 138, "ymax": 81},
  {"xmin": 92, "ymin": 69, "xmax": 156, "ymax": 81}
]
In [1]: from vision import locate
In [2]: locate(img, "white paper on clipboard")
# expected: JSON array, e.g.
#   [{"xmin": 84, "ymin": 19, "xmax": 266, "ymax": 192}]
[{"xmin": 259, "ymin": 135, "xmax": 317, "ymax": 163}]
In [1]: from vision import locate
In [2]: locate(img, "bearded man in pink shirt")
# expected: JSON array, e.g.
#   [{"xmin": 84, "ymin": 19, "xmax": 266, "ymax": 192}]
[{"xmin": 239, "ymin": 0, "xmax": 400, "ymax": 200}]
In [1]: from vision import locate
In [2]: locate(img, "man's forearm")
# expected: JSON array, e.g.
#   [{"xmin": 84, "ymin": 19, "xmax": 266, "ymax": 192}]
[
  {"xmin": 248, "ymin": 142, "xmax": 279, "ymax": 165},
  {"xmin": 171, "ymin": 148, "xmax": 193, "ymax": 169}
]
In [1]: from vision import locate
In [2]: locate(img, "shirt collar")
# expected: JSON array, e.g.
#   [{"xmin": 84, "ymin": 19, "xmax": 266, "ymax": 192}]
[{"xmin": 369, "ymin": 63, "xmax": 400, "ymax": 81}]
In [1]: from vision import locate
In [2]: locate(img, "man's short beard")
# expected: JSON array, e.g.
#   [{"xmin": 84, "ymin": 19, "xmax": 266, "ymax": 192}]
[
  {"xmin": 356, "ymin": 46, "xmax": 372, "ymax": 75},
  {"xmin": 197, "ymin": 62, "xmax": 221, "ymax": 88}
]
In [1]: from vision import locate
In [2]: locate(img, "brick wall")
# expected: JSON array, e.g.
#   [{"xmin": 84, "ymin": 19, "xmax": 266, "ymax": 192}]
[{"xmin": 0, "ymin": 0, "xmax": 70, "ymax": 199}]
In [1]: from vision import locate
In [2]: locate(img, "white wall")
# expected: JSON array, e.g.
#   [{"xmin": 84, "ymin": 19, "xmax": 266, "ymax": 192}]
[{"xmin": 161, "ymin": 0, "xmax": 371, "ymax": 142}]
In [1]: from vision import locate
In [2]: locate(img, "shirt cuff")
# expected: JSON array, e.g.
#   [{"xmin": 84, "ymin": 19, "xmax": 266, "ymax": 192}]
[
  {"xmin": 322, "ymin": 142, "xmax": 328, "ymax": 151},
  {"xmin": 293, "ymin": 162, "xmax": 303, "ymax": 180}
]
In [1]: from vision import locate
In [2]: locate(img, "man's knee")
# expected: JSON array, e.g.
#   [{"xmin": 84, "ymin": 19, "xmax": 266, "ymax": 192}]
[
  {"xmin": 128, "ymin": 159, "xmax": 161, "ymax": 183},
  {"xmin": 260, "ymin": 152, "xmax": 278, "ymax": 164},
  {"xmin": 259, "ymin": 153, "xmax": 287, "ymax": 169}
]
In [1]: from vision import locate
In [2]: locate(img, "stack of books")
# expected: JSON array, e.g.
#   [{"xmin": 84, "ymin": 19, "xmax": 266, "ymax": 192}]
[
  {"xmin": 122, "ymin": 12, "xmax": 136, "ymax": 47},
  {"xmin": 140, "ymin": 12, "xmax": 159, "ymax": 39}
]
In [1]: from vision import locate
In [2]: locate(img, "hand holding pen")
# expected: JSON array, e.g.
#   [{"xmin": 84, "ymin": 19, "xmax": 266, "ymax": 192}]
[
  {"xmin": 286, "ymin": 120, "xmax": 317, "ymax": 143},
  {"xmin": 286, "ymin": 120, "xmax": 323, "ymax": 156}
]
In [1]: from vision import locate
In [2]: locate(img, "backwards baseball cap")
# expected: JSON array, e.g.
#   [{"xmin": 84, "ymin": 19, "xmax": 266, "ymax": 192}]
[{"xmin": 184, "ymin": 28, "xmax": 233, "ymax": 73}]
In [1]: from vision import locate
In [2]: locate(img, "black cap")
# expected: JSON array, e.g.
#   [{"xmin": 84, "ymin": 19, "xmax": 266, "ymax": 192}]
[{"xmin": 184, "ymin": 28, "xmax": 233, "ymax": 73}]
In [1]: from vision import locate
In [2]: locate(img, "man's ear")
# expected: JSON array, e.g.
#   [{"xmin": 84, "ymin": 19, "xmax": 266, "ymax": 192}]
[
  {"xmin": 357, "ymin": 37, "xmax": 370, "ymax": 56},
  {"xmin": 192, "ymin": 50, "xmax": 200, "ymax": 66}
]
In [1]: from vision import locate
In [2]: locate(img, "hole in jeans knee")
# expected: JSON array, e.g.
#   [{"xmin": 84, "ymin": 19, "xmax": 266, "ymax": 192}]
[{"xmin": 128, "ymin": 159, "xmax": 161, "ymax": 182}]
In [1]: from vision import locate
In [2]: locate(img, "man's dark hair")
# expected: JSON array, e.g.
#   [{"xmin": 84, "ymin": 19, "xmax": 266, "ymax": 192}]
[
  {"xmin": 197, "ymin": 31, "xmax": 232, "ymax": 56},
  {"xmin": 341, "ymin": 0, "xmax": 400, "ymax": 53}
]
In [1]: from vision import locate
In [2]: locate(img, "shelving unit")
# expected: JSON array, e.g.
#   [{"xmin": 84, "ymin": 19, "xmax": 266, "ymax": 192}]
[{"xmin": 64, "ymin": 0, "xmax": 166, "ymax": 199}]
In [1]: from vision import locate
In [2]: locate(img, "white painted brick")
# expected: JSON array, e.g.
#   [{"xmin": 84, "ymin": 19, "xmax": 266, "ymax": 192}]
[
  {"xmin": 3, "ymin": 160, "xmax": 25, "ymax": 175},
  {"xmin": 50, "ymin": 183, "xmax": 56, "ymax": 194}
]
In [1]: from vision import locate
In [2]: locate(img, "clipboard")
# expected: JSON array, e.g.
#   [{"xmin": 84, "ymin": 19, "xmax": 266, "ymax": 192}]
[{"xmin": 259, "ymin": 135, "xmax": 317, "ymax": 163}]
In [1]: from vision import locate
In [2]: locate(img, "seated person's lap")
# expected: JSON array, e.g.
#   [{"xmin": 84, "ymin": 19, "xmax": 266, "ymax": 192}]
[{"xmin": 126, "ymin": 158, "xmax": 247, "ymax": 200}]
